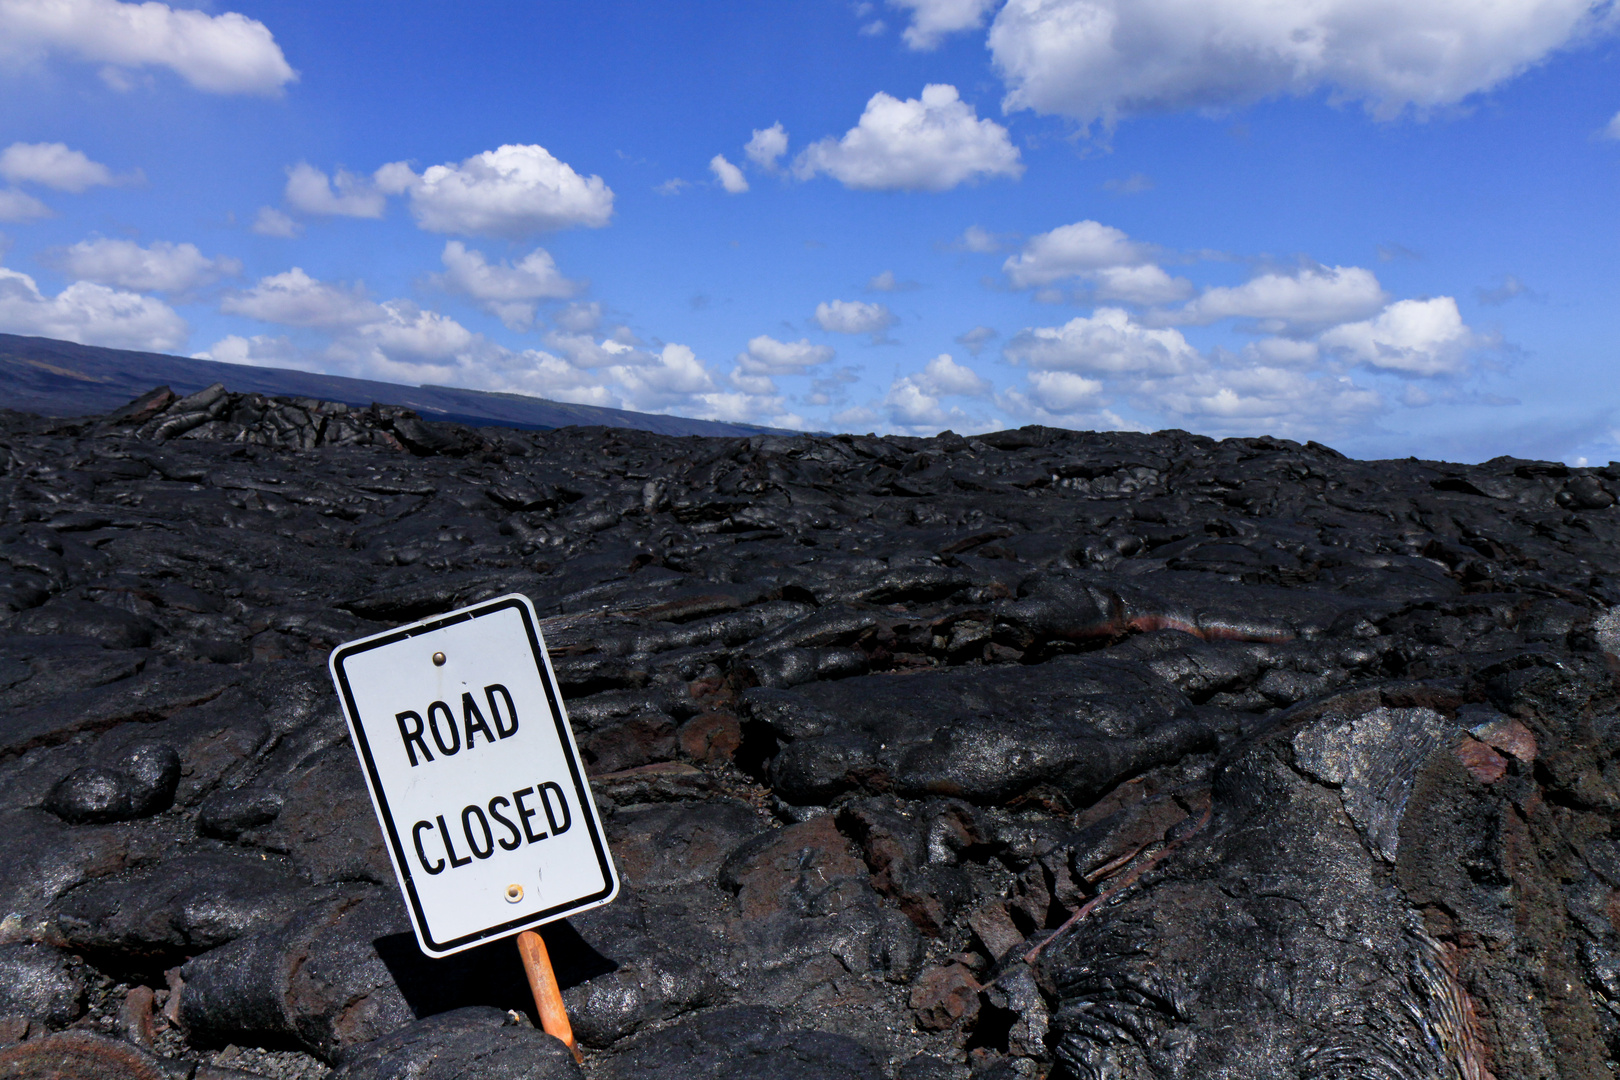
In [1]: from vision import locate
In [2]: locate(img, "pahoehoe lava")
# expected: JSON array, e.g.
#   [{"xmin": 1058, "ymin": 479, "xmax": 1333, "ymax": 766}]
[{"xmin": 2, "ymin": 384, "xmax": 1619, "ymax": 1078}]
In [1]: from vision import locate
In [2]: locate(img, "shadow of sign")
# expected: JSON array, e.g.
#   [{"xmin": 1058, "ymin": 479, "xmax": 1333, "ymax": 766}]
[{"xmin": 374, "ymin": 920, "xmax": 619, "ymax": 1021}]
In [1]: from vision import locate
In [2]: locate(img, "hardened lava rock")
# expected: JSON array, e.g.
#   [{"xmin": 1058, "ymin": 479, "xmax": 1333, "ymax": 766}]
[{"xmin": 2, "ymin": 388, "xmax": 1620, "ymax": 1077}]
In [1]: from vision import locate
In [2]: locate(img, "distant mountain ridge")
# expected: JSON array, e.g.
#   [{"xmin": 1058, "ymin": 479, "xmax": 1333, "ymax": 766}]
[{"xmin": 0, "ymin": 333, "xmax": 783, "ymax": 437}]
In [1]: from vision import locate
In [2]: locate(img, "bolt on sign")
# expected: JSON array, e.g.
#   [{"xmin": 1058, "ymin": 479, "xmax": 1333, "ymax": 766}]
[{"xmin": 328, "ymin": 593, "xmax": 618, "ymax": 958}]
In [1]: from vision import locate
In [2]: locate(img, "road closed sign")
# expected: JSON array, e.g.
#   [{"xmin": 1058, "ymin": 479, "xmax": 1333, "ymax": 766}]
[{"xmin": 328, "ymin": 593, "xmax": 618, "ymax": 957}]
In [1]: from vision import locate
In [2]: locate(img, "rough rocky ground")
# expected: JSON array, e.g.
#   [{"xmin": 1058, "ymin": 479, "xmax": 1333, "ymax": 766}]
[{"xmin": 2, "ymin": 383, "xmax": 1619, "ymax": 1079}]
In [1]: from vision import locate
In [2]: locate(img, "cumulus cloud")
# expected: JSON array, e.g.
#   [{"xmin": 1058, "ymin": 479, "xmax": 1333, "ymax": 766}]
[
  {"xmin": 206, "ymin": 270, "xmax": 798, "ymax": 426},
  {"xmin": 251, "ymin": 207, "xmax": 300, "ymax": 238},
  {"xmin": 1476, "ymin": 274, "xmax": 1532, "ymax": 305},
  {"xmin": 0, "ymin": 188, "xmax": 52, "ymax": 222},
  {"xmin": 956, "ymin": 325, "xmax": 997, "ymax": 355},
  {"xmin": 1092, "ymin": 264, "xmax": 1194, "ymax": 305},
  {"xmin": 1319, "ymin": 296, "xmax": 1475, "ymax": 376},
  {"xmin": 0, "ymin": 142, "xmax": 135, "ymax": 192},
  {"xmin": 1002, "ymin": 220, "xmax": 1153, "ymax": 287},
  {"xmin": 745, "ymin": 123, "xmax": 789, "ymax": 170},
  {"xmin": 41, "ymin": 238, "xmax": 240, "ymax": 293},
  {"xmin": 986, "ymin": 0, "xmax": 1612, "ymax": 127},
  {"xmin": 1025, "ymin": 369, "xmax": 1104, "ymax": 414},
  {"xmin": 553, "ymin": 301, "xmax": 602, "ymax": 334},
  {"xmin": 356, "ymin": 300, "xmax": 478, "ymax": 362},
  {"xmin": 0, "ymin": 0, "xmax": 296, "ymax": 95},
  {"xmin": 794, "ymin": 84, "xmax": 1023, "ymax": 191},
  {"xmin": 1132, "ymin": 365, "xmax": 1384, "ymax": 437},
  {"xmin": 878, "ymin": 353, "xmax": 995, "ymax": 433},
  {"xmin": 868, "ymin": 270, "xmax": 919, "ymax": 292},
  {"xmin": 952, "ymin": 224, "xmax": 1014, "ymax": 253},
  {"xmin": 606, "ymin": 343, "xmax": 721, "ymax": 410},
  {"xmin": 1104, "ymin": 172, "xmax": 1154, "ymax": 194},
  {"xmin": 997, "ymin": 311, "xmax": 1385, "ymax": 438},
  {"xmin": 430, "ymin": 241, "xmax": 581, "ymax": 330},
  {"xmin": 815, "ymin": 298, "xmax": 897, "ymax": 336},
  {"xmin": 0, "ymin": 264, "xmax": 186, "ymax": 350},
  {"xmin": 1166, "ymin": 265, "xmax": 1388, "ymax": 332},
  {"xmin": 195, "ymin": 333, "xmax": 302, "ymax": 369},
  {"xmin": 376, "ymin": 144, "xmax": 614, "ymax": 238},
  {"xmin": 709, "ymin": 154, "xmax": 749, "ymax": 194},
  {"xmin": 889, "ymin": 0, "xmax": 1001, "ymax": 49},
  {"xmin": 736, "ymin": 335, "xmax": 835, "ymax": 375},
  {"xmin": 884, "ymin": 377, "xmax": 956, "ymax": 429},
  {"xmin": 1243, "ymin": 337, "xmax": 1320, "ymax": 367},
  {"xmin": 283, "ymin": 162, "xmax": 387, "ymax": 218},
  {"xmin": 221, "ymin": 267, "xmax": 380, "ymax": 329},
  {"xmin": 1001, "ymin": 219, "xmax": 1192, "ymax": 303},
  {"xmin": 915, "ymin": 352, "xmax": 991, "ymax": 396},
  {"xmin": 1004, "ymin": 307, "xmax": 1198, "ymax": 375}
]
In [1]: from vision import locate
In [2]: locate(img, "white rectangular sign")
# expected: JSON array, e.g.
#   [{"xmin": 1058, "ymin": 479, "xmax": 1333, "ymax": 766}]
[{"xmin": 328, "ymin": 593, "xmax": 618, "ymax": 957}]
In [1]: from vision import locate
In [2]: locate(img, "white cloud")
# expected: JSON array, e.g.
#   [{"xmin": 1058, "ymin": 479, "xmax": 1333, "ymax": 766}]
[
  {"xmin": 283, "ymin": 162, "xmax": 386, "ymax": 218},
  {"xmin": 736, "ymin": 335, "xmax": 835, "ymax": 375},
  {"xmin": 376, "ymin": 144, "xmax": 614, "ymax": 238},
  {"xmin": 1243, "ymin": 337, "xmax": 1320, "ymax": 367},
  {"xmin": 220, "ymin": 267, "xmax": 380, "ymax": 329},
  {"xmin": 358, "ymin": 300, "xmax": 477, "ymax": 362},
  {"xmin": 0, "ymin": 265, "xmax": 186, "ymax": 350},
  {"xmin": 1002, "ymin": 220, "xmax": 1153, "ymax": 287},
  {"xmin": 1606, "ymin": 110, "xmax": 1620, "ymax": 139},
  {"xmin": 0, "ymin": 188, "xmax": 52, "ymax": 222},
  {"xmin": 1319, "ymin": 296, "xmax": 1475, "ymax": 376},
  {"xmin": 0, "ymin": 142, "xmax": 133, "ymax": 192},
  {"xmin": 606, "ymin": 343, "xmax": 720, "ymax": 411},
  {"xmin": 745, "ymin": 122, "xmax": 789, "ymax": 170},
  {"xmin": 999, "ymin": 218, "xmax": 1194, "ymax": 305},
  {"xmin": 1004, "ymin": 307, "xmax": 1198, "ymax": 375},
  {"xmin": 1167, "ymin": 265, "xmax": 1388, "ymax": 332},
  {"xmin": 868, "ymin": 269, "xmax": 919, "ymax": 291},
  {"xmin": 1133, "ymin": 365, "xmax": 1384, "ymax": 437},
  {"xmin": 195, "ymin": 333, "xmax": 301, "ymax": 369},
  {"xmin": 880, "ymin": 352, "xmax": 995, "ymax": 432},
  {"xmin": 956, "ymin": 325, "xmax": 997, "ymax": 355},
  {"xmin": 987, "ymin": 0, "xmax": 1612, "ymax": 126},
  {"xmin": 794, "ymin": 84, "xmax": 1023, "ymax": 191},
  {"xmin": 953, "ymin": 224, "xmax": 1013, "ymax": 253},
  {"xmin": 915, "ymin": 352, "xmax": 991, "ymax": 396},
  {"xmin": 1092, "ymin": 264, "xmax": 1194, "ymax": 305},
  {"xmin": 815, "ymin": 298, "xmax": 897, "ymax": 335},
  {"xmin": 884, "ymin": 378, "xmax": 955, "ymax": 429},
  {"xmin": 252, "ymin": 207, "xmax": 299, "ymax": 238},
  {"xmin": 543, "ymin": 330, "xmax": 644, "ymax": 371},
  {"xmin": 1476, "ymin": 274, "xmax": 1531, "ymax": 306},
  {"xmin": 1104, "ymin": 172, "xmax": 1154, "ymax": 194},
  {"xmin": 709, "ymin": 154, "xmax": 749, "ymax": 194},
  {"xmin": 0, "ymin": 0, "xmax": 297, "ymax": 95},
  {"xmin": 205, "ymin": 272, "xmax": 798, "ymax": 426},
  {"xmin": 41, "ymin": 238, "xmax": 240, "ymax": 292},
  {"xmin": 554, "ymin": 301, "xmax": 602, "ymax": 333},
  {"xmin": 1025, "ymin": 369, "xmax": 1104, "ymax": 413},
  {"xmin": 834, "ymin": 404, "xmax": 881, "ymax": 429},
  {"xmin": 431, "ymin": 240, "xmax": 581, "ymax": 330},
  {"xmin": 889, "ymin": 0, "xmax": 1001, "ymax": 49}
]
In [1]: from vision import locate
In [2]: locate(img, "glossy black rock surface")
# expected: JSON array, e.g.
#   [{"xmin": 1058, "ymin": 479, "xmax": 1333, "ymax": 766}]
[{"xmin": 2, "ymin": 392, "xmax": 1619, "ymax": 1078}]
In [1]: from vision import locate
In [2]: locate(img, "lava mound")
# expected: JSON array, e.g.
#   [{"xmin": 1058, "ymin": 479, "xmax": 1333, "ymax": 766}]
[{"xmin": 1, "ymin": 389, "xmax": 1619, "ymax": 1078}]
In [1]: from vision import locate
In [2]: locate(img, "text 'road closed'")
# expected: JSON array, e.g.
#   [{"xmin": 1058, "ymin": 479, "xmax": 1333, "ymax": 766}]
[
  {"xmin": 329, "ymin": 594, "xmax": 618, "ymax": 957},
  {"xmin": 411, "ymin": 780, "xmax": 572, "ymax": 875}
]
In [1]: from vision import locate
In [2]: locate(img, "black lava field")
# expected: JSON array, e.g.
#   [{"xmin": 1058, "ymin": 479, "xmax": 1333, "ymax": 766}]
[{"xmin": 2, "ymin": 383, "xmax": 1620, "ymax": 1080}]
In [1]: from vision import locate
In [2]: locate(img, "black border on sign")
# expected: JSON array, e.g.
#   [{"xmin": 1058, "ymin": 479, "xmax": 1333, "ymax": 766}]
[{"xmin": 329, "ymin": 595, "xmax": 616, "ymax": 956}]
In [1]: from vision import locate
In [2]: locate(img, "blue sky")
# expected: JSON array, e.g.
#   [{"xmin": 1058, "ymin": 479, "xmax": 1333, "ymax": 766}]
[{"xmin": 1, "ymin": 0, "xmax": 1618, "ymax": 461}]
